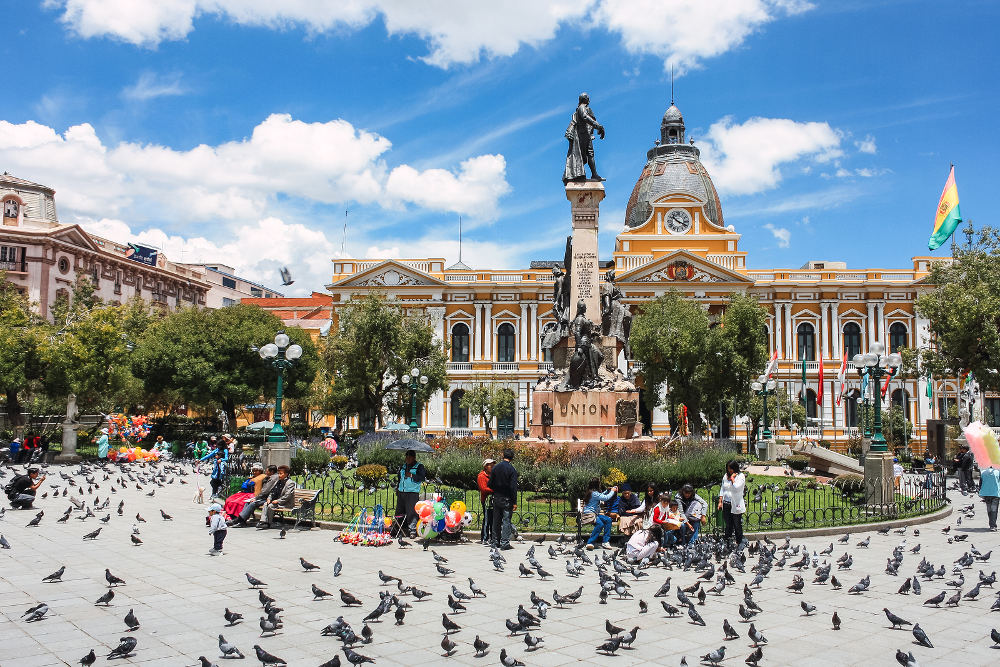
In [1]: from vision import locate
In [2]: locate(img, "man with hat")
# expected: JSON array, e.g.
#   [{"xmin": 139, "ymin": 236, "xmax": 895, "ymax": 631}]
[
  {"xmin": 956, "ymin": 443, "xmax": 975, "ymax": 492},
  {"xmin": 95, "ymin": 428, "xmax": 110, "ymax": 459},
  {"xmin": 477, "ymin": 459, "xmax": 495, "ymax": 545},
  {"xmin": 395, "ymin": 450, "xmax": 426, "ymax": 537}
]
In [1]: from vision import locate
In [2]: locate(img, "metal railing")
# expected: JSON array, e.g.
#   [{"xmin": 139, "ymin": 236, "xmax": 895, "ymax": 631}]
[
  {"xmin": 492, "ymin": 362, "xmax": 520, "ymax": 372},
  {"xmin": 447, "ymin": 362, "xmax": 473, "ymax": 371}
]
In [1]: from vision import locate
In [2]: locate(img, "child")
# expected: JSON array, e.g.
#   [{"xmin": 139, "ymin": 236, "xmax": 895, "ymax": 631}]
[
  {"xmin": 626, "ymin": 525, "xmax": 663, "ymax": 563},
  {"xmin": 208, "ymin": 503, "xmax": 227, "ymax": 555},
  {"xmin": 652, "ymin": 494, "xmax": 684, "ymax": 546}
]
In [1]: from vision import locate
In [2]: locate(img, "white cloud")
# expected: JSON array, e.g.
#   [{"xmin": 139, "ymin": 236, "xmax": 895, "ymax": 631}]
[
  {"xmin": 855, "ymin": 134, "xmax": 876, "ymax": 154},
  {"xmin": 121, "ymin": 71, "xmax": 188, "ymax": 101},
  {"xmin": 698, "ymin": 116, "xmax": 842, "ymax": 196},
  {"xmin": 0, "ymin": 113, "xmax": 508, "ymax": 220},
  {"xmin": 763, "ymin": 222, "xmax": 790, "ymax": 248},
  {"xmin": 46, "ymin": 0, "xmax": 812, "ymax": 70}
]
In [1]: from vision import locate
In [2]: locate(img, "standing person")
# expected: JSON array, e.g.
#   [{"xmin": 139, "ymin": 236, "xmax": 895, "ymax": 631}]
[
  {"xmin": 582, "ymin": 479, "xmax": 618, "ymax": 550},
  {"xmin": 488, "ymin": 449, "xmax": 518, "ymax": 551},
  {"xmin": 625, "ymin": 525, "xmax": 663, "ymax": 563},
  {"xmin": 959, "ymin": 444, "xmax": 975, "ymax": 492},
  {"xmin": 95, "ymin": 429, "xmax": 110, "ymax": 459},
  {"xmin": 979, "ymin": 465, "xmax": 999, "ymax": 532},
  {"xmin": 477, "ymin": 459, "xmax": 495, "ymax": 545},
  {"xmin": 207, "ymin": 503, "xmax": 227, "ymax": 555},
  {"xmin": 892, "ymin": 458, "xmax": 904, "ymax": 490},
  {"xmin": 208, "ymin": 452, "xmax": 226, "ymax": 499},
  {"xmin": 395, "ymin": 450, "xmax": 426, "ymax": 538},
  {"xmin": 257, "ymin": 465, "xmax": 297, "ymax": 530},
  {"xmin": 6, "ymin": 467, "xmax": 45, "ymax": 509},
  {"xmin": 17, "ymin": 433, "xmax": 33, "ymax": 463},
  {"xmin": 717, "ymin": 460, "xmax": 746, "ymax": 545},
  {"xmin": 674, "ymin": 484, "xmax": 708, "ymax": 544}
]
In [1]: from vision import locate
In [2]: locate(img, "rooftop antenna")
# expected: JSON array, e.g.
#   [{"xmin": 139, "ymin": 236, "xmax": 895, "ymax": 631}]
[{"xmin": 670, "ymin": 64, "xmax": 675, "ymax": 105}]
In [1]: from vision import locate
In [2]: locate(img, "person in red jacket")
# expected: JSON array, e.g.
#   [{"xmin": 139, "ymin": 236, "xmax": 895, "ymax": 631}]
[{"xmin": 477, "ymin": 459, "xmax": 494, "ymax": 545}]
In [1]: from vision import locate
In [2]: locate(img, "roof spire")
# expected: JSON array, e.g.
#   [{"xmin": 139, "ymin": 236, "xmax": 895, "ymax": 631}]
[{"xmin": 670, "ymin": 64, "xmax": 675, "ymax": 105}]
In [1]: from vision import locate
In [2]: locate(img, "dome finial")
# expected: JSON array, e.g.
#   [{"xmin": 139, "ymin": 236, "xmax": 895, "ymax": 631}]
[{"xmin": 670, "ymin": 64, "xmax": 675, "ymax": 105}]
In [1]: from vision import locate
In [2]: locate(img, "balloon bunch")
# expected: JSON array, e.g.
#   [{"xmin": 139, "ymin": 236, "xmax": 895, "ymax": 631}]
[
  {"xmin": 414, "ymin": 495, "xmax": 473, "ymax": 540},
  {"xmin": 108, "ymin": 414, "xmax": 152, "ymax": 443},
  {"xmin": 114, "ymin": 445, "xmax": 160, "ymax": 462},
  {"xmin": 338, "ymin": 506, "xmax": 393, "ymax": 547}
]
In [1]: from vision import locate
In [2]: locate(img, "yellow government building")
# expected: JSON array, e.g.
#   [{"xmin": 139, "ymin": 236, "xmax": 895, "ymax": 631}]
[{"xmin": 306, "ymin": 102, "xmax": 967, "ymax": 448}]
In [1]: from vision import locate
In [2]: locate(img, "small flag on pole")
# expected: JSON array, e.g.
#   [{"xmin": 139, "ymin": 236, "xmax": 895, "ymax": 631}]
[
  {"xmin": 928, "ymin": 165, "xmax": 962, "ymax": 250},
  {"xmin": 764, "ymin": 350, "xmax": 778, "ymax": 379},
  {"xmin": 800, "ymin": 358, "xmax": 808, "ymax": 402},
  {"xmin": 925, "ymin": 372, "xmax": 933, "ymax": 399},
  {"xmin": 835, "ymin": 353, "xmax": 848, "ymax": 405},
  {"xmin": 881, "ymin": 367, "xmax": 894, "ymax": 398},
  {"xmin": 817, "ymin": 352, "xmax": 824, "ymax": 406}
]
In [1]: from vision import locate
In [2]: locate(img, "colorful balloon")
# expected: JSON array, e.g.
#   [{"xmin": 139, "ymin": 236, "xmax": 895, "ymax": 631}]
[
  {"xmin": 461, "ymin": 511, "xmax": 473, "ymax": 527},
  {"xmin": 445, "ymin": 510, "xmax": 460, "ymax": 528},
  {"xmin": 450, "ymin": 501, "xmax": 467, "ymax": 516}
]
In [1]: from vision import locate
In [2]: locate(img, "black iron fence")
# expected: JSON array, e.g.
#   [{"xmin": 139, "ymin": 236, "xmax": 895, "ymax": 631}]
[{"xmin": 220, "ymin": 459, "xmax": 947, "ymax": 534}]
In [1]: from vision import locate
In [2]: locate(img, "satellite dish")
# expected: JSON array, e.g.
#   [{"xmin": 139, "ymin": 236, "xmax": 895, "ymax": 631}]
[{"xmin": 279, "ymin": 266, "xmax": 294, "ymax": 286}]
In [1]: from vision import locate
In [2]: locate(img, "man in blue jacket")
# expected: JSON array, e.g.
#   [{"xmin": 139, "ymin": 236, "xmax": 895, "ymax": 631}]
[{"xmin": 395, "ymin": 450, "xmax": 426, "ymax": 538}]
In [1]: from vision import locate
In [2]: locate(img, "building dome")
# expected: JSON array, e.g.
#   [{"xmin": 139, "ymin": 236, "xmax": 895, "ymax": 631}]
[{"xmin": 624, "ymin": 103, "xmax": 724, "ymax": 230}]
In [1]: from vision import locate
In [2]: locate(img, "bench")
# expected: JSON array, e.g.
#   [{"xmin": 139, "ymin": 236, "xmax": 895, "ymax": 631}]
[
  {"xmin": 574, "ymin": 498, "xmax": 595, "ymax": 542},
  {"xmin": 267, "ymin": 489, "xmax": 321, "ymax": 531}
]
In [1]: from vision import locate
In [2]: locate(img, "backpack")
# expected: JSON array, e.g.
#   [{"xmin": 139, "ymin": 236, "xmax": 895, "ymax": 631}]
[{"xmin": 4, "ymin": 475, "xmax": 26, "ymax": 499}]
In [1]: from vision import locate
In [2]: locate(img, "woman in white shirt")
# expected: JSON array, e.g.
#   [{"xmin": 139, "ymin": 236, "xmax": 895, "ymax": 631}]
[{"xmin": 717, "ymin": 460, "xmax": 746, "ymax": 544}]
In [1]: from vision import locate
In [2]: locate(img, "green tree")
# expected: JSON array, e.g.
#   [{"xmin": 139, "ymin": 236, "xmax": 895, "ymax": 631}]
[
  {"xmin": 320, "ymin": 294, "xmax": 448, "ymax": 430},
  {"xmin": 882, "ymin": 404, "xmax": 913, "ymax": 452},
  {"xmin": 630, "ymin": 291, "xmax": 769, "ymax": 435},
  {"xmin": 916, "ymin": 224, "xmax": 1000, "ymax": 390},
  {"xmin": 459, "ymin": 382, "xmax": 516, "ymax": 439},
  {"xmin": 131, "ymin": 304, "xmax": 319, "ymax": 428},
  {"xmin": 0, "ymin": 277, "xmax": 46, "ymax": 432},
  {"xmin": 747, "ymin": 389, "xmax": 807, "ymax": 447}
]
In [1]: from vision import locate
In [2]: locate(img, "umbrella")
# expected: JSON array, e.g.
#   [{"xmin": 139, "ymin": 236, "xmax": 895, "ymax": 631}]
[
  {"xmin": 385, "ymin": 438, "xmax": 435, "ymax": 453},
  {"xmin": 384, "ymin": 422, "xmax": 411, "ymax": 431},
  {"xmin": 245, "ymin": 421, "xmax": 275, "ymax": 431}
]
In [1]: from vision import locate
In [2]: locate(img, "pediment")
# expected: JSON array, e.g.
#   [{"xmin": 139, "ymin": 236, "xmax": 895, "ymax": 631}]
[
  {"xmin": 338, "ymin": 260, "xmax": 447, "ymax": 288},
  {"xmin": 617, "ymin": 249, "xmax": 753, "ymax": 285},
  {"xmin": 52, "ymin": 225, "xmax": 100, "ymax": 251}
]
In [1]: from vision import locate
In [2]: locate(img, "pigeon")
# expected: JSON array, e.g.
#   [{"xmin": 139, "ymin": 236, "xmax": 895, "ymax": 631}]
[
  {"xmin": 639, "ymin": 599, "xmax": 648, "ymax": 614},
  {"xmin": 831, "ymin": 575, "xmax": 842, "ymax": 590},
  {"xmin": 523, "ymin": 633, "xmax": 544, "ymax": 651},
  {"xmin": 23, "ymin": 603, "xmax": 49, "ymax": 622},
  {"xmin": 895, "ymin": 649, "xmax": 919, "ymax": 666},
  {"xmin": 473, "ymin": 635, "xmax": 490, "ymax": 656},
  {"xmin": 898, "ymin": 578, "xmax": 912, "ymax": 595},
  {"xmin": 106, "ymin": 637, "xmax": 137, "ymax": 659},
  {"xmin": 198, "ymin": 658, "xmax": 220, "ymax": 667},
  {"xmin": 378, "ymin": 570, "xmax": 400, "ymax": 585},
  {"xmin": 884, "ymin": 608, "xmax": 911, "ymax": 629},
  {"xmin": 42, "ymin": 566, "xmax": 65, "ymax": 582},
  {"xmin": 253, "ymin": 644, "xmax": 287, "ymax": 665},
  {"xmin": 79, "ymin": 649, "xmax": 96, "ymax": 666},
  {"xmin": 832, "ymin": 611, "xmax": 841, "ymax": 630},
  {"xmin": 912, "ymin": 623, "xmax": 934, "ymax": 648},
  {"xmin": 436, "ymin": 562, "xmax": 455, "ymax": 577},
  {"xmin": 662, "ymin": 601, "xmax": 681, "ymax": 616},
  {"xmin": 124, "ymin": 608, "xmax": 140, "ymax": 631},
  {"xmin": 224, "ymin": 608, "xmax": 243, "ymax": 626},
  {"xmin": 160, "ymin": 509, "xmax": 172, "ymax": 520},
  {"xmin": 924, "ymin": 591, "xmax": 946, "ymax": 607},
  {"xmin": 748, "ymin": 624, "xmax": 767, "ymax": 647},
  {"xmin": 447, "ymin": 595, "xmax": 467, "ymax": 613},
  {"xmin": 313, "ymin": 584, "xmax": 334, "ymax": 600},
  {"xmin": 441, "ymin": 613, "xmax": 461, "ymax": 634},
  {"xmin": 801, "ymin": 601, "xmax": 816, "ymax": 616},
  {"xmin": 441, "ymin": 635, "xmax": 457, "ymax": 656},
  {"xmin": 991, "ymin": 628, "xmax": 1000, "ymax": 647},
  {"xmin": 500, "ymin": 648, "xmax": 525, "ymax": 665},
  {"xmin": 655, "ymin": 579, "xmax": 673, "ymax": 597},
  {"xmin": 301, "ymin": 557, "xmax": 321, "ymax": 571},
  {"xmin": 82, "ymin": 527, "xmax": 102, "ymax": 540},
  {"xmin": 343, "ymin": 647, "xmax": 375, "ymax": 665},
  {"xmin": 411, "ymin": 588, "xmax": 432, "ymax": 601},
  {"xmin": 0, "ymin": 534, "xmax": 10, "ymax": 549},
  {"xmin": 701, "ymin": 646, "xmax": 726, "ymax": 665},
  {"xmin": 26, "ymin": 511, "xmax": 43, "ymax": 527},
  {"xmin": 334, "ymin": 558, "xmax": 343, "ymax": 577},
  {"xmin": 219, "ymin": 634, "xmax": 245, "ymax": 659},
  {"xmin": 596, "ymin": 638, "xmax": 622, "ymax": 655},
  {"xmin": 723, "ymin": 618, "xmax": 739, "ymax": 639},
  {"xmin": 688, "ymin": 604, "xmax": 706, "ymax": 626},
  {"xmin": 745, "ymin": 645, "xmax": 764, "ymax": 666},
  {"xmin": 606, "ymin": 619, "xmax": 624, "ymax": 636},
  {"xmin": 95, "ymin": 589, "xmax": 114, "ymax": 606},
  {"xmin": 246, "ymin": 573, "xmax": 267, "ymax": 588},
  {"xmin": 130, "ymin": 534, "xmax": 143, "ymax": 546}
]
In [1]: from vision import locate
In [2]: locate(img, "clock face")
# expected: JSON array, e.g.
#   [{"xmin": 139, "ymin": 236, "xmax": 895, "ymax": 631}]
[{"xmin": 664, "ymin": 208, "xmax": 692, "ymax": 234}]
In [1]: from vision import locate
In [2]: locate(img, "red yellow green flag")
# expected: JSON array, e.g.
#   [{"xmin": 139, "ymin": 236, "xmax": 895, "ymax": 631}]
[{"xmin": 928, "ymin": 165, "xmax": 961, "ymax": 250}]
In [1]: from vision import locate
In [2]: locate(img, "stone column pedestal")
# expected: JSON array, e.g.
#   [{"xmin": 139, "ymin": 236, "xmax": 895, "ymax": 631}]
[
  {"xmin": 864, "ymin": 451, "xmax": 895, "ymax": 505},
  {"xmin": 54, "ymin": 421, "xmax": 81, "ymax": 464},
  {"xmin": 260, "ymin": 442, "xmax": 291, "ymax": 470},
  {"xmin": 565, "ymin": 181, "xmax": 605, "ymax": 320}
]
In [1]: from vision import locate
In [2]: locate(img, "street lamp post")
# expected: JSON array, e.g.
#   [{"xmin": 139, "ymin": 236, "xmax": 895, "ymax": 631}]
[
  {"xmin": 407, "ymin": 367, "xmax": 429, "ymax": 432},
  {"xmin": 852, "ymin": 342, "xmax": 901, "ymax": 453},
  {"xmin": 752, "ymin": 374, "xmax": 777, "ymax": 457},
  {"xmin": 257, "ymin": 332, "xmax": 304, "ymax": 444}
]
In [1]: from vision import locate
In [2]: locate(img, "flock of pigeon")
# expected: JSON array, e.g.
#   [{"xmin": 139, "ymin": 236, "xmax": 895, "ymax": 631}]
[{"xmin": 2, "ymin": 457, "xmax": 999, "ymax": 666}]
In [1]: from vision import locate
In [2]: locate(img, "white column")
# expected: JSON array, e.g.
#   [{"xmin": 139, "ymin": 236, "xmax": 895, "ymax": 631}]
[
  {"xmin": 774, "ymin": 304, "xmax": 782, "ymax": 358},
  {"xmin": 529, "ymin": 303, "xmax": 538, "ymax": 360},
  {"xmin": 784, "ymin": 302, "xmax": 793, "ymax": 359},
  {"xmin": 428, "ymin": 306, "xmax": 446, "ymax": 344},
  {"xmin": 866, "ymin": 302, "xmax": 876, "ymax": 349},
  {"xmin": 519, "ymin": 304, "xmax": 528, "ymax": 361},
  {"xmin": 820, "ymin": 302, "xmax": 830, "ymax": 361},
  {"xmin": 490, "ymin": 317, "xmax": 496, "ymax": 363},
  {"xmin": 472, "ymin": 304, "xmax": 481, "ymax": 360},
  {"xmin": 833, "ymin": 304, "xmax": 841, "ymax": 359},
  {"xmin": 878, "ymin": 301, "xmax": 887, "ymax": 346}
]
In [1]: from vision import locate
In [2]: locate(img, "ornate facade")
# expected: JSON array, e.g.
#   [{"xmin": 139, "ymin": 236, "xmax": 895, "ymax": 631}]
[{"xmin": 313, "ymin": 105, "xmax": 960, "ymax": 446}]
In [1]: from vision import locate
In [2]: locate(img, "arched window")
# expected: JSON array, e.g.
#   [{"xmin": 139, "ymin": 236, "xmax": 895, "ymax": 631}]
[
  {"xmin": 450, "ymin": 390, "xmax": 468, "ymax": 428},
  {"xmin": 843, "ymin": 322, "xmax": 862, "ymax": 358},
  {"xmin": 891, "ymin": 388, "xmax": 910, "ymax": 422},
  {"xmin": 889, "ymin": 322, "xmax": 908, "ymax": 353},
  {"xmin": 497, "ymin": 323, "xmax": 516, "ymax": 362},
  {"xmin": 805, "ymin": 388, "xmax": 817, "ymax": 419},
  {"xmin": 761, "ymin": 325, "xmax": 770, "ymax": 350},
  {"xmin": 451, "ymin": 323, "xmax": 469, "ymax": 362},
  {"xmin": 796, "ymin": 322, "xmax": 815, "ymax": 361},
  {"xmin": 846, "ymin": 394, "xmax": 858, "ymax": 428}
]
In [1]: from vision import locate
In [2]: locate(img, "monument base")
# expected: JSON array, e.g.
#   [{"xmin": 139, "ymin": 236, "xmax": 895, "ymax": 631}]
[
  {"xmin": 530, "ymin": 389, "xmax": 641, "ymax": 442},
  {"xmin": 260, "ymin": 441, "xmax": 291, "ymax": 470},
  {"xmin": 53, "ymin": 453, "xmax": 82, "ymax": 464},
  {"xmin": 526, "ymin": 437, "xmax": 657, "ymax": 453},
  {"xmin": 864, "ymin": 451, "xmax": 895, "ymax": 505}
]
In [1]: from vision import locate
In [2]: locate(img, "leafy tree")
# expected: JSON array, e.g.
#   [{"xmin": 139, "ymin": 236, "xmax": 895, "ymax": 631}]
[
  {"xmin": 131, "ymin": 304, "xmax": 319, "ymax": 428},
  {"xmin": 747, "ymin": 389, "xmax": 807, "ymax": 447},
  {"xmin": 320, "ymin": 294, "xmax": 448, "ymax": 430},
  {"xmin": 630, "ymin": 291, "xmax": 769, "ymax": 435},
  {"xmin": 0, "ymin": 277, "xmax": 46, "ymax": 432},
  {"xmin": 459, "ymin": 382, "xmax": 516, "ymax": 439},
  {"xmin": 916, "ymin": 224, "xmax": 1000, "ymax": 390},
  {"xmin": 881, "ymin": 404, "xmax": 913, "ymax": 452}
]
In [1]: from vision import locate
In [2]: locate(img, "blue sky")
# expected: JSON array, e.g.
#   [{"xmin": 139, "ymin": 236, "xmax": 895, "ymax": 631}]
[{"xmin": 3, "ymin": 1, "xmax": 997, "ymax": 293}]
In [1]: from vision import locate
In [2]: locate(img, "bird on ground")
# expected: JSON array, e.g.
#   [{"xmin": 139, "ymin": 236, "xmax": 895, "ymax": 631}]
[
  {"xmin": 898, "ymin": 578, "xmax": 911, "ymax": 595},
  {"xmin": 313, "ymin": 584, "xmax": 334, "ymax": 600},
  {"xmin": 447, "ymin": 595, "xmax": 466, "ymax": 613},
  {"xmin": 246, "ymin": 573, "xmax": 266, "ymax": 588},
  {"xmin": 23, "ymin": 603, "xmax": 49, "ymax": 622},
  {"xmin": 748, "ymin": 624, "xmax": 767, "ymax": 647},
  {"xmin": 596, "ymin": 638, "xmax": 622, "ymax": 655},
  {"xmin": 688, "ymin": 604, "xmax": 706, "ymax": 626},
  {"xmin": 801, "ymin": 601, "xmax": 816, "ymax": 616},
  {"xmin": 79, "ymin": 649, "xmax": 96, "ymax": 666},
  {"xmin": 411, "ymin": 588, "xmax": 432, "ymax": 601},
  {"xmin": 197, "ymin": 658, "xmax": 219, "ymax": 667},
  {"xmin": 224, "ymin": 608, "xmax": 243, "ymax": 626},
  {"xmin": 441, "ymin": 613, "xmax": 461, "ymax": 634},
  {"xmin": 500, "ymin": 648, "xmax": 525, "ymax": 665},
  {"xmin": 441, "ymin": 635, "xmax": 457, "ymax": 656},
  {"xmin": 26, "ymin": 511, "xmax": 43, "ymax": 527},
  {"xmin": 334, "ymin": 558, "xmax": 343, "ymax": 577},
  {"xmin": 259, "ymin": 616, "xmax": 279, "ymax": 637},
  {"xmin": 745, "ymin": 645, "xmax": 764, "ymax": 666},
  {"xmin": 95, "ymin": 590, "xmax": 114, "ymax": 606},
  {"xmin": 912, "ymin": 623, "xmax": 934, "ymax": 648},
  {"xmin": 301, "ymin": 557, "xmax": 321, "ymax": 571},
  {"xmin": 82, "ymin": 527, "xmax": 101, "ymax": 540},
  {"xmin": 0, "ymin": 534, "xmax": 10, "ymax": 549},
  {"xmin": 662, "ymin": 601, "xmax": 680, "ymax": 616},
  {"xmin": 473, "ymin": 635, "xmax": 489, "ymax": 656},
  {"xmin": 990, "ymin": 628, "xmax": 1000, "ymax": 647},
  {"xmin": 924, "ymin": 591, "xmax": 946, "ymax": 607},
  {"xmin": 701, "ymin": 647, "xmax": 726, "ymax": 665},
  {"xmin": 218, "ymin": 635, "xmax": 244, "ymax": 659},
  {"xmin": 606, "ymin": 619, "xmax": 624, "ymax": 636},
  {"xmin": 723, "ymin": 619, "xmax": 739, "ymax": 639},
  {"xmin": 884, "ymin": 608, "xmax": 911, "ymax": 629},
  {"xmin": 42, "ymin": 566, "xmax": 65, "ymax": 582},
  {"xmin": 639, "ymin": 599, "xmax": 648, "ymax": 614},
  {"xmin": 124, "ymin": 608, "xmax": 139, "ymax": 631},
  {"xmin": 342, "ymin": 647, "xmax": 375, "ymax": 665},
  {"xmin": 130, "ymin": 534, "xmax": 143, "ymax": 546},
  {"xmin": 831, "ymin": 575, "xmax": 842, "ymax": 590},
  {"xmin": 832, "ymin": 611, "xmax": 841, "ymax": 630},
  {"xmin": 468, "ymin": 579, "xmax": 486, "ymax": 597},
  {"xmin": 394, "ymin": 605, "xmax": 406, "ymax": 625},
  {"xmin": 895, "ymin": 649, "xmax": 919, "ymax": 666},
  {"xmin": 159, "ymin": 509, "xmax": 172, "ymax": 520},
  {"xmin": 378, "ymin": 570, "xmax": 400, "ymax": 585},
  {"xmin": 253, "ymin": 644, "xmax": 287, "ymax": 665},
  {"xmin": 436, "ymin": 562, "xmax": 455, "ymax": 577},
  {"xmin": 106, "ymin": 637, "xmax": 137, "ymax": 659},
  {"xmin": 135, "ymin": 513, "xmax": 145, "ymax": 523},
  {"xmin": 523, "ymin": 633, "xmax": 544, "ymax": 651}
]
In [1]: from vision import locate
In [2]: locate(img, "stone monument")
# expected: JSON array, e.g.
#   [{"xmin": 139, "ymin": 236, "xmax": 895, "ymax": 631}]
[
  {"xmin": 54, "ymin": 393, "xmax": 81, "ymax": 463},
  {"xmin": 530, "ymin": 94, "xmax": 651, "ymax": 449}
]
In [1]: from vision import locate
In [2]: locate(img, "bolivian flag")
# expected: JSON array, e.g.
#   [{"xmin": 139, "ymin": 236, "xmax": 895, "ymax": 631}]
[{"xmin": 928, "ymin": 165, "xmax": 961, "ymax": 250}]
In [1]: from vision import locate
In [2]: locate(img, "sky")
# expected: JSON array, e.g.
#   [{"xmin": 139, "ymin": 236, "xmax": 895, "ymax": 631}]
[{"xmin": 2, "ymin": 1, "xmax": 997, "ymax": 295}]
